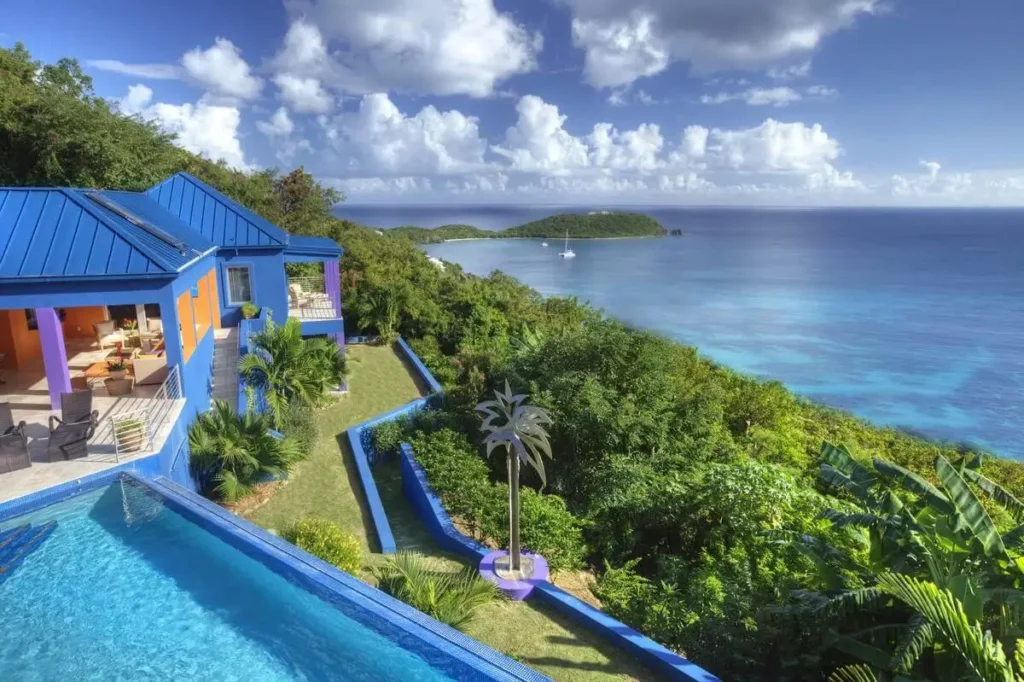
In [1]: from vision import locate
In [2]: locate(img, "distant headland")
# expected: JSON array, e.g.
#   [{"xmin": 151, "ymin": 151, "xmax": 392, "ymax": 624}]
[{"xmin": 383, "ymin": 211, "xmax": 668, "ymax": 244}]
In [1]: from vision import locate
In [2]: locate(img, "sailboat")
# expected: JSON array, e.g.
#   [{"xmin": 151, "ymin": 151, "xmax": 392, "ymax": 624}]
[
  {"xmin": 541, "ymin": 241, "xmax": 549, "ymax": 247},
  {"xmin": 558, "ymin": 230, "xmax": 576, "ymax": 259}
]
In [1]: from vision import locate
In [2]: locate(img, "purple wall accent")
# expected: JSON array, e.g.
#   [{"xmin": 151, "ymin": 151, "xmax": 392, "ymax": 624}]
[
  {"xmin": 36, "ymin": 307, "xmax": 71, "ymax": 410},
  {"xmin": 325, "ymin": 259, "xmax": 342, "ymax": 319},
  {"xmin": 324, "ymin": 259, "xmax": 346, "ymax": 390}
]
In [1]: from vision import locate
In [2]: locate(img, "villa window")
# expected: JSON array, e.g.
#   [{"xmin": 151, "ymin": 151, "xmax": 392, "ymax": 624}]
[{"xmin": 226, "ymin": 266, "xmax": 252, "ymax": 305}]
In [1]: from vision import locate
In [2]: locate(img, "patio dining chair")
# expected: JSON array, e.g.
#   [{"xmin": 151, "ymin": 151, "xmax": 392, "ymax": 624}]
[
  {"xmin": 47, "ymin": 391, "xmax": 99, "ymax": 462},
  {"xmin": 1, "ymin": 401, "xmax": 31, "ymax": 473}
]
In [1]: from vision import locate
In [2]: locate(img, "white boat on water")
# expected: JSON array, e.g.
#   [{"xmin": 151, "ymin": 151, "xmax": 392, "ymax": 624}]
[
  {"xmin": 541, "ymin": 241, "xmax": 549, "ymax": 247},
  {"xmin": 558, "ymin": 231, "xmax": 576, "ymax": 259}
]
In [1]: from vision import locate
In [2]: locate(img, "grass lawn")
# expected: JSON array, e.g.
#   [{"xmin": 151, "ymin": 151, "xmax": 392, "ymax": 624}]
[
  {"xmin": 247, "ymin": 343, "xmax": 424, "ymax": 542},
  {"xmin": 246, "ymin": 342, "xmax": 662, "ymax": 682}
]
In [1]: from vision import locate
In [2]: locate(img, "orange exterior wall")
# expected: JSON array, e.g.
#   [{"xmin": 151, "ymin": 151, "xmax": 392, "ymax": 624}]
[
  {"xmin": 0, "ymin": 306, "xmax": 108, "ymax": 369},
  {"xmin": 63, "ymin": 306, "xmax": 108, "ymax": 339}
]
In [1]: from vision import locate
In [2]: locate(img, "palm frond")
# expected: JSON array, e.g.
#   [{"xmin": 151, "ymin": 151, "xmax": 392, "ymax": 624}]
[
  {"xmin": 828, "ymin": 665, "xmax": 879, "ymax": 682},
  {"xmin": 877, "ymin": 572, "xmax": 1015, "ymax": 682},
  {"xmin": 890, "ymin": 613, "xmax": 935, "ymax": 674}
]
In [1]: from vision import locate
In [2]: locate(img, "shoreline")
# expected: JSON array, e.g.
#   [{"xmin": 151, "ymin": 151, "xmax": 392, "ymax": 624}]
[{"xmin": 439, "ymin": 235, "xmax": 662, "ymax": 243}]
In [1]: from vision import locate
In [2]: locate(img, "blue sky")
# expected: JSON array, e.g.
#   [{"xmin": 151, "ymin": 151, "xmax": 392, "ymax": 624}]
[{"xmin": 4, "ymin": 0, "xmax": 1024, "ymax": 205}]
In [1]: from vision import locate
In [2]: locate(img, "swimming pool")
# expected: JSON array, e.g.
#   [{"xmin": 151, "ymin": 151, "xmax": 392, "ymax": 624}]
[{"xmin": 0, "ymin": 476, "xmax": 545, "ymax": 681}]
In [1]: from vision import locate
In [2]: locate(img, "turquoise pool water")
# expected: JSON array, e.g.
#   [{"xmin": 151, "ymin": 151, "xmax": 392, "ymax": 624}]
[{"xmin": 0, "ymin": 482, "xmax": 463, "ymax": 681}]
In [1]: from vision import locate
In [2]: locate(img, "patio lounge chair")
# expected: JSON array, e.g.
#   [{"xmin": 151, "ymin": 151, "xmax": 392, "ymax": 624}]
[
  {"xmin": 94, "ymin": 320, "xmax": 124, "ymax": 350},
  {"xmin": 1, "ymin": 402, "xmax": 31, "ymax": 473},
  {"xmin": 47, "ymin": 391, "xmax": 99, "ymax": 462}
]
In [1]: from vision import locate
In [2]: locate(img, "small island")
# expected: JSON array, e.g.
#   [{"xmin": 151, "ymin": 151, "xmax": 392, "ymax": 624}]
[{"xmin": 384, "ymin": 212, "xmax": 666, "ymax": 244}]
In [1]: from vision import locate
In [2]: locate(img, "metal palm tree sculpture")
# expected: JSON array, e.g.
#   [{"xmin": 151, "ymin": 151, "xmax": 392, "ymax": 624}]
[{"xmin": 476, "ymin": 380, "xmax": 553, "ymax": 573}]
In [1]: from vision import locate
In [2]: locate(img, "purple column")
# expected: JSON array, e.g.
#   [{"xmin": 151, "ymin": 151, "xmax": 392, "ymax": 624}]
[
  {"xmin": 324, "ymin": 259, "xmax": 347, "ymax": 391},
  {"xmin": 37, "ymin": 307, "xmax": 71, "ymax": 410}
]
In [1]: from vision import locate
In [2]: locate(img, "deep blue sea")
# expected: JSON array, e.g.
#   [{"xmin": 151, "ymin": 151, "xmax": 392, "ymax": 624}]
[{"xmin": 336, "ymin": 205, "xmax": 1024, "ymax": 458}]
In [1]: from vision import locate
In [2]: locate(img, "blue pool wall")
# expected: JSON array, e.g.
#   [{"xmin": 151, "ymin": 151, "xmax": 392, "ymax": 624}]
[{"xmin": 133, "ymin": 475, "xmax": 549, "ymax": 682}]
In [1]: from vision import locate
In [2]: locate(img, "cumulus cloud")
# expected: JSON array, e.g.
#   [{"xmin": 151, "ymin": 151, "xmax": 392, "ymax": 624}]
[
  {"xmin": 562, "ymin": 0, "xmax": 881, "ymax": 87},
  {"xmin": 492, "ymin": 96, "xmax": 590, "ymax": 173},
  {"xmin": 257, "ymin": 107, "xmax": 295, "ymax": 137},
  {"xmin": 279, "ymin": 0, "xmax": 540, "ymax": 97},
  {"xmin": 273, "ymin": 74, "xmax": 333, "ymax": 113},
  {"xmin": 147, "ymin": 100, "xmax": 249, "ymax": 169},
  {"xmin": 588, "ymin": 123, "xmax": 664, "ymax": 172},
  {"xmin": 182, "ymin": 38, "xmax": 263, "ymax": 100},
  {"xmin": 117, "ymin": 84, "xmax": 155, "ymax": 116},
  {"xmin": 112, "ymin": 84, "xmax": 248, "ymax": 169},
  {"xmin": 320, "ymin": 93, "xmax": 488, "ymax": 175},
  {"xmin": 708, "ymin": 118, "xmax": 840, "ymax": 173},
  {"xmin": 892, "ymin": 160, "xmax": 973, "ymax": 196}
]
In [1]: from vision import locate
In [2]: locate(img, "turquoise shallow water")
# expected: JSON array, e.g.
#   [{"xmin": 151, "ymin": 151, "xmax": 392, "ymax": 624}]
[
  {"xmin": 335, "ymin": 205, "xmax": 1024, "ymax": 457},
  {"xmin": 0, "ymin": 483, "xmax": 458, "ymax": 681}
]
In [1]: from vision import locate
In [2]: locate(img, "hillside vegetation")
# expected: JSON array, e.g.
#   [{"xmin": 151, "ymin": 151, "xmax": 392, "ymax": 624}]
[
  {"xmin": 10, "ymin": 43, "xmax": 1024, "ymax": 682},
  {"xmin": 384, "ymin": 211, "xmax": 666, "ymax": 244}
]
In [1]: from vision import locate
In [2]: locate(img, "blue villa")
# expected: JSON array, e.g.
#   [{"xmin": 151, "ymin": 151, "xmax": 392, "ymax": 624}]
[
  {"xmin": 0, "ymin": 172, "xmax": 343, "ymax": 498},
  {"xmin": 0, "ymin": 172, "xmax": 717, "ymax": 682},
  {"xmin": 0, "ymin": 173, "xmax": 554, "ymax": 682}
]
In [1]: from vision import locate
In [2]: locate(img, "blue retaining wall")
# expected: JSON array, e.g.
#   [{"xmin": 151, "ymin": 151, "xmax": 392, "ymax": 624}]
[
  {"xmin": 344, "ymin": 338, "xmax": 444, "ymax": 554},
  {"xmin": 397, "ymin": 439, "xmax": 722, "ymax": 682}
]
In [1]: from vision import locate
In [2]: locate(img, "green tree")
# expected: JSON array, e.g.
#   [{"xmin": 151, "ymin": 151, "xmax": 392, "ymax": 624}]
[
  {"xmin": 239, "ymin": 315, "xmax": 346, "ymax": 422},
  {"xmin": 476, "ymin": 380, "xmax": 554, "ymax": 573}
]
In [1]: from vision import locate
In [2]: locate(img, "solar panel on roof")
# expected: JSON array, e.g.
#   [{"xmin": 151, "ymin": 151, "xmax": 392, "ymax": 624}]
[{"xmin": 84, "ymin": 191, "xmax": 190, "ymax": 254}]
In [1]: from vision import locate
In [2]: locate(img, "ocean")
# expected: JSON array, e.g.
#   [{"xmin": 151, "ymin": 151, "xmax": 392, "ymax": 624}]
[{"xmin": 335, "ymin": 205, "xmax": 1024, "ymax": 458}]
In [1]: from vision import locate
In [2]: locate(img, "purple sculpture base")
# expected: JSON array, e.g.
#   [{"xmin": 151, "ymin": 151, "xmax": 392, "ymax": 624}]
[{"xmin": 479, "ymin": 550, "xmax": 549, "ymax": 601}]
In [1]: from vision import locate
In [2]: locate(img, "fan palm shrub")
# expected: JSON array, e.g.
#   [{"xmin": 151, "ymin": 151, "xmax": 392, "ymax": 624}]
[
  {"xmin": 782, "ymin": 442, "xmax": 1024, "ymax": 681},
  {"xmin": 239, "ymin": 315, "xmax": 346, "ymax": 423},
  {"xmin": 476, "ymin": 380, "xmax": 553, "ymax": 573},
  {"xmin": 373, "ymin": 552, "xmax": 500, "ymax": 631},
  {"xmin": 188, "ymin": 400, "xmax": 304, "ymax": 502}
]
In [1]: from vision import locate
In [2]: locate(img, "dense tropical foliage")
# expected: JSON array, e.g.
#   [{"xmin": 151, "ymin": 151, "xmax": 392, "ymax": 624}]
[
  {"xmin": 239, "ymin": 315, "xmax": 346, "ymax": 422},
  {"xmin": 11, "ymin": 43, "xmax": 1024, "ymax": 681},
  {"xmin": 384, "ymin": 211, "xmax": 666, "ymax": 244},
  {"xmin": 188, "ymin": 401, "xmax": 304, "ymax": 502}
]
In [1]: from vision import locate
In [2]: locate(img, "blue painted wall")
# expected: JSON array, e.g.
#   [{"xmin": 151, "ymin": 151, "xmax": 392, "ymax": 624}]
[{"xmin": 216, "ymin": 249, "xmax": 288, "ymax": 328}]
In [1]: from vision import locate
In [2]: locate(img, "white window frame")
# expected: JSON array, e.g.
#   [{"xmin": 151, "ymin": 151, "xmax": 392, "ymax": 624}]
[{"xmin": 224, "ymin": 265, "xmax": 254, "ymax": 306}]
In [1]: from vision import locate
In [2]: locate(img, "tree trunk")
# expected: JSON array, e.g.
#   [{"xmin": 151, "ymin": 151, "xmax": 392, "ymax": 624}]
[{"xmin": 508, "ymin": 446, "xmax": 522, "ymax": 572}]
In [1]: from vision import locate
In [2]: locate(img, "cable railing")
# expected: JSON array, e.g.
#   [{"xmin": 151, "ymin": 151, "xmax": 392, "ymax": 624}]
[
  {"xmin": 108, "ymin": 364, "xmax": 182, "ymax": 460},
  {"xmin": 287, "ymin": 276, "xmax": 338, "ymax": 319}
]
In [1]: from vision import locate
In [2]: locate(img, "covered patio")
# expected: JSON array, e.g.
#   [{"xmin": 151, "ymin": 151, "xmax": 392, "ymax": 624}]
[{"xmin": 0, "ymin": 186, "xmax": 217, "ymax": 502}]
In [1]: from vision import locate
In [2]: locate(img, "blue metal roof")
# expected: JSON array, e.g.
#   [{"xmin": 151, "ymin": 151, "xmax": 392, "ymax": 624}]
[
  {"xmin": 285, "ymin": 234, "xmax": 343, "ymax": 258},
  {"xmin": 0, "ymin": 188, "xmax": 211, "ymax": 283},
  {"xmin": 146, "ymin": 172, "xmax": 289, "ymax": 249}
]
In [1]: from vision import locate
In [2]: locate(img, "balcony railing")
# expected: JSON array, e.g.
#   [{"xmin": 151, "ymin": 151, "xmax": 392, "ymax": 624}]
[
  {"xmin": 108, "ymin": 364, "xmax": 182, "ymax": 459},
  {"xmin": 287, "ymin": 276, "xmax": 338, "ymax": 320}
]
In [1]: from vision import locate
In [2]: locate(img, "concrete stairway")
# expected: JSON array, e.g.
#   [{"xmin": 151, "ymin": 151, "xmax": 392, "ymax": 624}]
[{"xmin": 212, "ymin": 328, "xmax": 239, "ymax": 409}]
